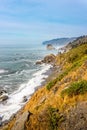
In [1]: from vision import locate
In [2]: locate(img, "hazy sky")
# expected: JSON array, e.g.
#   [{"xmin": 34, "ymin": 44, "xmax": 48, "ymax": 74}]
[{"xmin": 0, "ymin": 0, "xmax": 87, "ymax": 45}]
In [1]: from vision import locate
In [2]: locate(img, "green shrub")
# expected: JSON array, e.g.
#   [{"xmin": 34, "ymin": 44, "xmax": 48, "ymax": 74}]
[
  {"xmin": 46, "ymin": 69, "xmax": 71, "ymax": 91},
  {"xmin": 61, "ymin": 80, "xmax": 87, "ymax": 97},
  {"xmin": 57, "ymin": 71, "xmax": 68, "ymax": 81},
  {"xmin": 48, "ymin": 107, "xmax": 64, "ymax": 130},
  {"xmin": 46, "ymin": 78, "xmax": 58, "ymax": 90}
]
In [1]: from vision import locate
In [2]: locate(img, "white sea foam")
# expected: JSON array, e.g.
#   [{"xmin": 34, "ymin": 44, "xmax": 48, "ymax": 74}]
[
  {"xmin": 0, "ymin": 64, "xmax": 52, "ymax": 122},
  {"xmin": 0, "ymin": 69, "xmax": 8, "ymax": 74}
]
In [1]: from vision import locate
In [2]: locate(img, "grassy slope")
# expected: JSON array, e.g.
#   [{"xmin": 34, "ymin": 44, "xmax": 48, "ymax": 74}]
[{"xmin": 2, "ymin": 43, "xmax": 87, "ymax": 130}]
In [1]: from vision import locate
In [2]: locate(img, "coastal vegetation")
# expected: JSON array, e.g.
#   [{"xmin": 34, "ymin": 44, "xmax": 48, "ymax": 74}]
[
  {"xmin": 61, "ymin": 80, "xmax": 87, "ymax": 98},
  {"xmin": 46, "ymin": 43, "xmax": 87, "ymax": 90},
  {"xmin": 48, "ymin": 107, "xmax": 64, "ymax": 130},
  {"xmin": 1, "ymin": 36, "xmax": 87, "ymax": 130}
]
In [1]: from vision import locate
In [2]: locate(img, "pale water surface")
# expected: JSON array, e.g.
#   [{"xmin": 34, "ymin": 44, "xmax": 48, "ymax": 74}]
[{"xmin": 0, "ymin": 44, "xmax": 58, "ymax": 121}]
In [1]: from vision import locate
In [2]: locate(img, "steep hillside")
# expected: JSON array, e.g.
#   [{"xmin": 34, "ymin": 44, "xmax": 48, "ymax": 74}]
[
  {"xmin": 1, "ymin": 43, "xmax": 87, "ymax": 130},
  {"xmin": 66, "ymin": 35, "xmax": 87, "ymax": 49}
]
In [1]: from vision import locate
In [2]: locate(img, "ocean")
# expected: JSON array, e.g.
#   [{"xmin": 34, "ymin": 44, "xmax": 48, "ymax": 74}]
[{"xmin": 0, "ymin": 44, "xmax": 58, "ymax": 122}]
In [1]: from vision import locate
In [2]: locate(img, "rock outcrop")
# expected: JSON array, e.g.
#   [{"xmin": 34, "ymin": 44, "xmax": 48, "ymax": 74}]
[
  {"xmin": 0, "ymin": 90, "xmax": 8, "ymax": 102},
  {"xmin": 36, "ymin": 54, "xmax": 56, "ymax": 65},
  {"xmin": 42, "ymin": 54, "xmax": 56, "ymax": 64},
  {"xmin": 61, "ymin": 101, "xmax": 87, "ymax": 130},
  {"xmin": 46, "ymin": 44, "xmax": 55, "ymax": 50},
  {"xmin": 11, "ymin": 111, "xmax": 31, "ymax": 130},
  {"xmin": 36, "ymin": 60, "xmax": 43, "ymax": 65}
]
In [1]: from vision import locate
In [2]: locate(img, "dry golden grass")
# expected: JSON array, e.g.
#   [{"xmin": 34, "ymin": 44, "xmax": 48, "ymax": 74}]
[{"xmin": 2, "ymin": 43, "xmax": 87, "ymax": 130}]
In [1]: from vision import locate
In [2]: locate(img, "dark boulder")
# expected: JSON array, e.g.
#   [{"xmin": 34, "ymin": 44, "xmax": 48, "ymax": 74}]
[
  {"xmin": 23, "ymin": 96, "xmax": 28, "ymax": 102},
  {"xmin": 46, "ymin": 44, "xmax": 55, "ymax": 50},
  {"xmin": 36, "ymin": 60, "xmax": 43, "ymax": 65},
  {"xmin": 42, "ymin": 54, "xmax": 56, "ymax": 64},
  {"xmin": 0, "ymin": 90, "xmax": 8, "ymax": 102}
]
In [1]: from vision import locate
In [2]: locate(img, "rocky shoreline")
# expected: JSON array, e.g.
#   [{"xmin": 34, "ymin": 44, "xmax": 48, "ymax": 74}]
[
  {"xmin": 0, "ymin": 55, "xmax": 64, "ymax": 130},
  {"xmin": 0, "ymin": 39, "xmax": 87, "ymax": 130},
  {"xmin": 0, "ymin": 53, "xmax": 60, "ymax": 129}
]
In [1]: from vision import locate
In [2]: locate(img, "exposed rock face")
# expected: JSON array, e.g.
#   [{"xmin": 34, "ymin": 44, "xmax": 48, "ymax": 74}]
[
  {"xmin": 61, "ymin": 101, "xmax": 87, "ymax": 130},
  {"xmin": 36, "ymin": 54, "xmax": 56, "ymax": 65},
  {"xmin": 42, "ymin": 54, "xmax": 56, "ymax": 64},
  {"xmin": 11, "ymin": 111, "xmax": 30, "ymax": 130}
]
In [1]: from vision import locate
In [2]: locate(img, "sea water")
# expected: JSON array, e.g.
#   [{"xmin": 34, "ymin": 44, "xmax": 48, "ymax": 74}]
[{"xmin": 0, "ymin": 44, "xmax": 58, "ymax": 122}]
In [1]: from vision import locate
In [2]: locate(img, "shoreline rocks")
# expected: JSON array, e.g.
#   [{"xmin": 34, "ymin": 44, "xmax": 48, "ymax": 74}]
[
  {"xmin": 42, "ymin": 54, "xmax": 56, "ymax": 64},
  {"xmin": 0, "ymin": 90, "xmax": 8, "ymax": 102},
  {"xmin": 23, "ymin": 96, "xmax": 28, "ymax": 102},
  {"xmin": 36, "ymin": 54, "xmax": 56, "ymax": 65},
  {"xmin": 46, "ymin": 44, "xmax": 55, "ymax": 50},
  {"xmin": 36, "ymin": 60, "xmax": 43, "ymax": 65}
]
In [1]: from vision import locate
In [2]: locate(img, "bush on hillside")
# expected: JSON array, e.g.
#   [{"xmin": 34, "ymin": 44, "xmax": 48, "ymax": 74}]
[
  {"xmin": 48, "ymin": 107, "xmax": 64, "ymax": 130},
  {"xmin": 46, "ymin": 71, "xmax": 68, "ymax": 90},
  {"xmin": 46, "ymin": 78, "xmax": 58, "ymax": 90},
  {"xmin": 61, "ymin": 80, "xmax": 87, "ymax": 98}
]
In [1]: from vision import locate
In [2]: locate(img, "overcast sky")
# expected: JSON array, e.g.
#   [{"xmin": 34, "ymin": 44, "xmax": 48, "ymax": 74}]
[{"xmin": 0, "ymin": 0, "xmax": 87, "ymax": 45}]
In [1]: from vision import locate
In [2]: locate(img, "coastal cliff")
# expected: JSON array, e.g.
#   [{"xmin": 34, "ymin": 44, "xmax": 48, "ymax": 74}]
[
  {"xmin": 42, "ymin": 37, "xmax": 76, "ymax": 45},
  {"xmin": 1, "ymin": 37, "xmax": 87, "ymax": 130}
]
